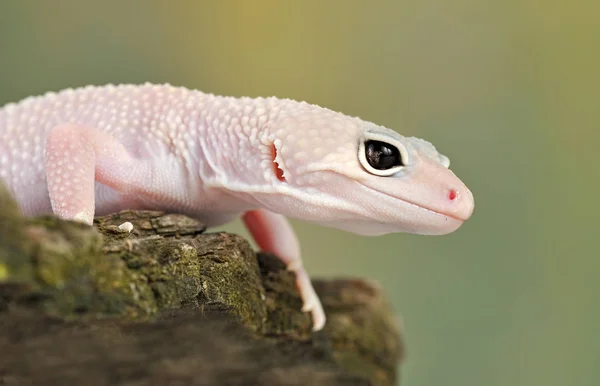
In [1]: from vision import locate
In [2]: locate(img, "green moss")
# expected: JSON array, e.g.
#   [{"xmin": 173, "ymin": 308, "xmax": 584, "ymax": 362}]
[
  {"xmin": 0, "ymin": 262, "xmax": 9, "ymax": 281},
  {"xmin": 0, "ymin": 182, "xmax": 34, "ymax": 282},
  {"xmin": 193, "ymin": 233, "xmax": 268, "ymax": 332},
  {"xmin": 256, "ymin": 253, "xmax": 312, "ymax": 337}
]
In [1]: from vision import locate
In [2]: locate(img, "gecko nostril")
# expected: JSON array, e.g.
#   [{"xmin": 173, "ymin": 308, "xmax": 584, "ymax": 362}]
[{"xmin": 448, "ymin": 189, "xmax": 458, "ymax": 201}]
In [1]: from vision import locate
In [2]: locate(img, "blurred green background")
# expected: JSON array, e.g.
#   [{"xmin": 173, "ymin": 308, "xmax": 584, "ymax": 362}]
[{"xmin": 1, "ymin": 1, "xmax": 598, "ymax": 385}]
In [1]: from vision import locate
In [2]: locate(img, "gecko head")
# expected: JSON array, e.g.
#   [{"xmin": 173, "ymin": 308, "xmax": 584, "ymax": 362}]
[{"xmin": 255, "ymin": 104, "xmax": 474, "ymax": 236}]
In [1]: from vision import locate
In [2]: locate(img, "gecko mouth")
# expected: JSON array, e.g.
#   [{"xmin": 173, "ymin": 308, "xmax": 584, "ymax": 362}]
[
  {"xmin": 406, "ymin": 199, "xmax": 468, "ymax": 222},
  {"xmin": 367, "ymin": 186, "xmax": 469, "ymax": 222},
  {"xmin": 344, "ymin": 185, "xmax": 468, "ymax": 236}
]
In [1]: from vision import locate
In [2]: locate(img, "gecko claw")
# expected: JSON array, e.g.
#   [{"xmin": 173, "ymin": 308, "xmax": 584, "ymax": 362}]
[
  {"xmin": 292, "ymin": 266, "xmax": 326, "ymax": 331},
  {"xmin": 309, "ymin": 304, "xmax": 327, "ymax": 332},
  {"xmin": 72, "ymin": 212, "xmax": 93, "ymax": 225},
  {"xmin": 301, "ymin": 301, "xmax": 314, "ymax": 313},
  {"xmin": 286, "ymin": 260, "xmax": 303, "ymax": 272}
]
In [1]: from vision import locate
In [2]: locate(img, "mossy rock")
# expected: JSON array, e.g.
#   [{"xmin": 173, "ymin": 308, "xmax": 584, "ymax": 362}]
[{"xmin": 0, "ymin": 182, "xmax": 404, "ymax": 385}]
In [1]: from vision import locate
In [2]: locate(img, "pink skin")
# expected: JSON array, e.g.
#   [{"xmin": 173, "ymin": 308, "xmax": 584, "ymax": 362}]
[{"xmin": 0, "ymin": 84, "xmax": 475, "ymax": 331}]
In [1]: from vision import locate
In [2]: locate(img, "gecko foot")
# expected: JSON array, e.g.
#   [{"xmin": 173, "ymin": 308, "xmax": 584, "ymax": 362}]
[{"xmin": 291, "ymin": 266, "xmax": 326, "ymax": 331}]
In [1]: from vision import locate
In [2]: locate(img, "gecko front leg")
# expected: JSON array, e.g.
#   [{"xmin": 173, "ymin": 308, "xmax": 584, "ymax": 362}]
[
  {"xmin": 243, "ymin": 209, "xmax": 326, "ymax": 331},
  {"xmin": 44, "ymin": 123, "xmax": 149, "ymax": 224}
]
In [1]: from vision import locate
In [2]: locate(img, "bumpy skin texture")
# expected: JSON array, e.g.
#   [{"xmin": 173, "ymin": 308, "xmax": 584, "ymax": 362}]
[{"xmin": 0, "ymin": 83, "xmax": 475, "ymax": 330}]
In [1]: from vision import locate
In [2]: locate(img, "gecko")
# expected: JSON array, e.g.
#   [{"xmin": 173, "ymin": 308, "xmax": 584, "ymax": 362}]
[{"xmin": 0, "ymin": 83, "xmax": 475, "ymax": 331}]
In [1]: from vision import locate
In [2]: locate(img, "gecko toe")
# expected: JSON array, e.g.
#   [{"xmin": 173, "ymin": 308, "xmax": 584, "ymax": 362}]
[{"xmin": 72, "ymin": 212, "xmax": 93, "ymax": 225}]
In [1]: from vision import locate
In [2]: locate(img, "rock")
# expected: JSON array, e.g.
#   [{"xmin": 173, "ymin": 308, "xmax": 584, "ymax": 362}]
[{"xmin": 0, "ymin": 182, "xmax": 404, "ymax": 385}]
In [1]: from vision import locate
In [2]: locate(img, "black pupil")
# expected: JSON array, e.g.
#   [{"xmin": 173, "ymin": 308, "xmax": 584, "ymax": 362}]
[{"xmin": 365, "ymin": 140, "xmax": 402, "ymax": 170}]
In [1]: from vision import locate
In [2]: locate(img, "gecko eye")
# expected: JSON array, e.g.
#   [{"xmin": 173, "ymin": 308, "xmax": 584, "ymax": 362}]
[
  {"xmin": 365, "ymin": 140, "xmax": 403, "ymax": 170},
  {"xmin": 359, "ymin": 133, "xmax": 409, "ymax": 177}
]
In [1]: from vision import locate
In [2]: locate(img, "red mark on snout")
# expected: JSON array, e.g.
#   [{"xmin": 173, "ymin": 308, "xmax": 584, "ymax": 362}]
[{"xmin": 448, "ymin": 189, "xmax": 458, "ymax": 201}]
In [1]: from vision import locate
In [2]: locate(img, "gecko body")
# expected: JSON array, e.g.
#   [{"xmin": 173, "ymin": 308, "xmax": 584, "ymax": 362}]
[{"xmin": 0, "ymin": 83, "xmax": 474, "ymax": 330}]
